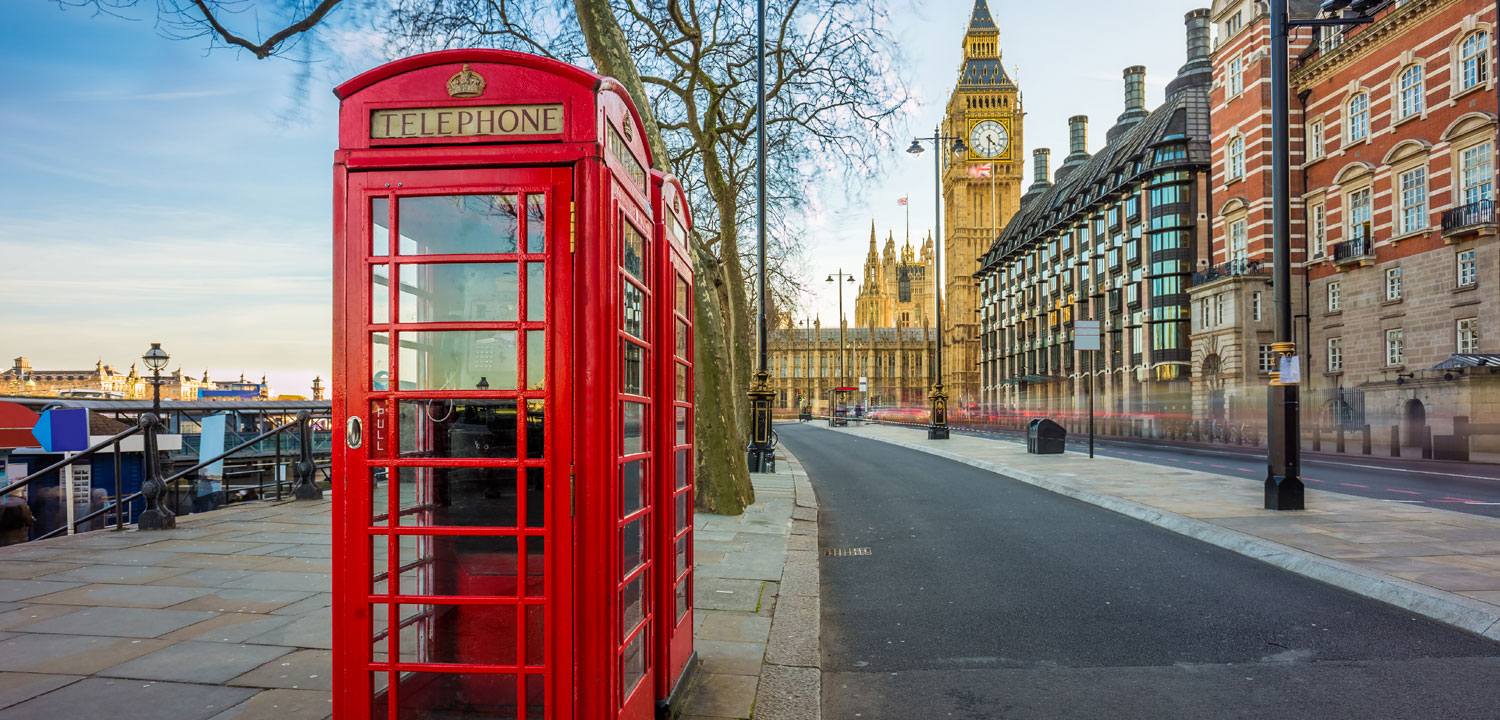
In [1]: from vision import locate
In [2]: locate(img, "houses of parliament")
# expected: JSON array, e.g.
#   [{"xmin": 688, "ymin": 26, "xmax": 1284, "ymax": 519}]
[{"xmin": 768, "ymin": 0, "xmax": 1022, "ymax": 411}]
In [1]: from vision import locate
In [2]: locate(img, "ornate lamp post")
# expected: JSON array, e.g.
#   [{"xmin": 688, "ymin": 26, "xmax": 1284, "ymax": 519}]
[
  {"xmin": 138, "ymin": 342, "xmax": 174, "ymax": 530},
  {"xmin": 746, "ymin": 0, "xmax": 774, "ymax": 472},
  {"xmin": 826, "ymin": 271, "xmax": 855, "ymax": 393},
  {"xmin": 1261, "ymin": 0, "xmax": 1377, "ymax": 510},
  {"xmin": 906, "ymin": 128, "xmax": 968, "ymax": 440}
]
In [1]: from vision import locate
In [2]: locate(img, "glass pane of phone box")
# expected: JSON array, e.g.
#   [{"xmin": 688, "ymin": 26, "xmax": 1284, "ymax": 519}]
[
  {"xmin": 386, "ymin": 671, "xmax": 543, "ymax": 719},
  {"xmin": 399, "ymin": 332, "xmax": 518, "ymax": 391}
]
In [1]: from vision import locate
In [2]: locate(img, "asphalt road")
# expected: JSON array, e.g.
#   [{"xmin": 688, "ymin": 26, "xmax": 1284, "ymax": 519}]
[
  {"xmin": 777, "ymin": 422, "xmax": 1500, "ymax": 720},
  {"xmin": 875, "ymin": 419, "xmax": 1500, "ymax": 518}
]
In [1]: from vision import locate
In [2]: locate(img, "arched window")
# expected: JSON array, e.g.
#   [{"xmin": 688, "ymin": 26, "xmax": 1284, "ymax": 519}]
[
  {"xmin": 1227, "ymin": 136, "xmax": 1245, "ymax": 180},
  {"xmin": 1460, "ymin": 31, "xmax": 1490, "ymax": 91},
  {"xmin": 1346, "ymin": 92, "xmax": 1370, "ymax": 142},
  {"xmin": 1397, "ymin": 65, "xmax": 1424, "ymax": 118}
]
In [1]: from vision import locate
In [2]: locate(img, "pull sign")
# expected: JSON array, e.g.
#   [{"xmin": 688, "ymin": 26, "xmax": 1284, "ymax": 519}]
[
  {"xmin": 569, "ymin": 468, "xmax": 576, "ymax": 518},
  {"xmin": 346, "ymin": 416, "xmax": 364, "ymax": 449}
]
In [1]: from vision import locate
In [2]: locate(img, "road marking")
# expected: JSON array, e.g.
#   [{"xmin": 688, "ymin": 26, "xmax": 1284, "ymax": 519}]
[
  {"xmin": 1210, "ymin": 464, "xmax": 1229, "ymax": 469},
  {"xmin": 1187, "ymin": 460, "xmax": 1204, "ymax": 465},
  {"xmin": 1235, "ymin": 467, "xmax": 1255, "ymax": 472},
  {"xmin": 1444, "ymin": 496, "xmax": 1480, "ymax": 503},
  {"xmin": 1340, "ymin": 483, "xmax": 1369, "ymax": 488},
  {"xmin": 1385, "ymin": 489, "xmax": 1421, "ymax": 495},
  {"xmin": 1460, "ymin": 502, "xmax": 1500, "ymax": 506},
  {"xmin": 1305, "ymin": 478, "xmax": 1324, "ymax": 482}
]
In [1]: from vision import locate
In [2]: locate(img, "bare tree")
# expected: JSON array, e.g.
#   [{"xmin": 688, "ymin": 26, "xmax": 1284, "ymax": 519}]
[
  {"xmin": 383, "ymin": 0, "xmax": 909, "ymax": 514},
  {"xmin": 51, "ymin": 0, "xmax": 364, "ymax": 58}
]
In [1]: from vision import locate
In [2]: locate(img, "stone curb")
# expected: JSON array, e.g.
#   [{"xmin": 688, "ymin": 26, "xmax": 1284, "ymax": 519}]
[
  {"xmin": 832, "ymin": 426, "xmax": 1500, "ymax": 643},
  {"xmin": 755, "ymin": 448, "xmax": 821, "ymax": 720}
]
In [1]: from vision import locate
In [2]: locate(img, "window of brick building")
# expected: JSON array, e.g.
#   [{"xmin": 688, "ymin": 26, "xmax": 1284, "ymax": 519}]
[
  {"xmin": 1229, "ymin": 218, "xmax": 1248, "ymax": 264},
  {"xmin": 1309, "ymin": 201, "xmax": 1327, "ymax": 257},
  {"xmin": 1328, "ymin": 280, "xmax": 1342, "ymax": 312},
  {"xmin": 1460, "ymin": 30, "xmax": 1490, "ymax": 92},
  {"xmin": 1229, "ymin": 56, "xmax": 1244, "ymax": 97},
  {"xmin": 1327, "ymin": 337, "xmax": 1343, "ymax": 372},
  {"xmin": 1398, "ymin": 167, "xmax": 1427, "ymax": 234},
  {"xmin": 1307, "ymin": 119, "xmax": 1324, "ymax": 160},
  {"xmin": 1461, "ymin": 143, "xmax": 1494, "ymax": 204},
  {"xmin": 1397, "ymin": 65, "xmax": 1425, "ymax": 119},
  {"xmin": 1458, "ymin": 317, "xmax": 1479, "ymax": 354},
  {"xmin": 1252, "ymin": 292, "xmax": 1262, "ymax": 322},
  {"xmin": 1385, "ymin": 328, "xmax": 1405, "ymax": 367},
  {"xmin": 1458, "ymin": 249, "xmax": 1477, "ymax": 288},
  {"xmin": 1228, "ymin": 135, "xmax": 1245, "ymax": 180},
  {"xmin": 1385, "ymin": 267, "xmax": 1402, "ymax": 301},
  {"xmin": 1225, "ymin": 11, "xmax": 1242, "ymax": 37},
  {"xmin": 1346, "ymin": 92, "xmax": 1369, "ymax": 143},
  {"xmin": 1347, "ymin": 186, "xmax": 1372, "ymax": 243},
  {"xmin": 1258, "ymin": 344, "xmax": 1275, "ymax": 374}
]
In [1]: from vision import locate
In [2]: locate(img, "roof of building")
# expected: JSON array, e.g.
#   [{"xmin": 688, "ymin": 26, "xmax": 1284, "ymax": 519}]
[
  {"xmin": 968, "ymin": 0, "xmax": 996, "ymax": 31},
  {"xmin": 1431, "ymin": 354, "xmax": 1500, "ymax": 369},
  {"xmin": 978, "ymin": 72, "xmax": 1211, "ymax": 272}
]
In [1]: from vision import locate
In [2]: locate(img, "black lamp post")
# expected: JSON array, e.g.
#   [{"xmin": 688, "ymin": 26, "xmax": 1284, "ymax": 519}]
[
  {"xmin": 1263, "ymin": 0, "xmax": 1377, "ymax": 510},
  {"xmin": 142, "ymin": 342, "xmax": 169, "ymax": 416},
  {"xmin": 746, "ymin": 0, "xmax": 775, "ymax": 472},
  {"xmin": 826, "ymin": 270, "xmax": 856, "ymax": 391},
  {"xmin": 906, "ymin": 128, "xmax": 968, "ymax": 440}
]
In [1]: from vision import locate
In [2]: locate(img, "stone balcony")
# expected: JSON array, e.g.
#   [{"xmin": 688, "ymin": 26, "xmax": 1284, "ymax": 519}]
[{"xmin": 1441, "ymin": 200, "xmax": 1497, "ymax": 243}]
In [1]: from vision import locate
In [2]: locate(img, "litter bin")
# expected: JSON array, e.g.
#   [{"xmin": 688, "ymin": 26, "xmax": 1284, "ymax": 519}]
[{"xmin": 1027, "ymin": 418, "xmax": 1067, "ymax": 454}]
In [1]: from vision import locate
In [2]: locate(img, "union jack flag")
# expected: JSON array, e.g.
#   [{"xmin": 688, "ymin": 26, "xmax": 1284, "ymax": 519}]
[
  {"xmin": 897, "ymin": 196, "xmax": 908, "ymax": 206},
  {"xmin": 968, "ymin": 163, "xmax": 993, "ymax": 178}
]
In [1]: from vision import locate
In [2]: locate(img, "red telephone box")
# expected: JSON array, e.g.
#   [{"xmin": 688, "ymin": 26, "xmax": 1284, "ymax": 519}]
[
  {"xmin": 331, "ymin": 49, "xmax": 693, "ymax": 720},
  {"xmin": 649, "ymin": 170, "xmax": 695, "ymax": 708}
]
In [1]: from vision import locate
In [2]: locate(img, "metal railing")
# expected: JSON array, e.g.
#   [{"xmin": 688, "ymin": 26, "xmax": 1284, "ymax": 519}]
[
  {"xmin": 1191, "ymin": 258, "xmax": 1267, "ymax": 286},
  {"xmin": 1332, "ymin": 233, "xmax": 1373, "ymax": 263},
  {"xmin": 1441, "ymin": 200, "xmax": 1495, "ymax": 234},
  {"xmin": 5, "ymin": 410, "xmax": 329, "ymax": 541}
]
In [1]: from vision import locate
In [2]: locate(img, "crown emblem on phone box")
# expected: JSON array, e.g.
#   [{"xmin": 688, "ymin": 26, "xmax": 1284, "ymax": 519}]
[{"xmin": 447, "ymin": 64, "xmax": 486, "ymax": 98}]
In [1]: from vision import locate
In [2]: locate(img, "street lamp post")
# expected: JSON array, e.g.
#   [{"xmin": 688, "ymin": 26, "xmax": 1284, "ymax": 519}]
[
  {"xmin": 1263, "ymin": 0, "xmax": 1376, "ymax": 510},
  {"xmin": 907, "ymin": 128, "xmax": 968, "ymax": 440},
  {"xmin": 746, "ymin": 0, "xmax": 775, "ymax": 472},
  {"xmin": 138, "ymin": 342, "xmax": 174, "ymax": 530},
  {"xmin": 826, "ymin": 271, "xmax": 856, "ymax": 392}
]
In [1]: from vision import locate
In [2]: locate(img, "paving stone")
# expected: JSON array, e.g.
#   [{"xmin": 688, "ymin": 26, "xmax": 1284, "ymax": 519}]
[
  {"xmin": 694, "ymin": 579, "xmax": 765, "ymax": 612},
  {"xmin": 694, "ymin": 612, "xmax": 771, "ymax": 644},
  {"xmin": 129, "ymin": 540, "xmax": 272, "ymax": 555},
  {"xmin": 150, "ymin": 570, "xmax": 256, "ymax": 588},
  {"xmin": 159, "ymin": 613, "xmax": 298, "ymax": 644},
  {"xmin": 242, "ymin": 612, "xmax": 332, "ymax": 649},
  {"xmin": 152, "ymin": 553, "xmax": 282, "ymax": 571},
  {"xmin": 269, "ymin": 593, "xmax": 332, "ymax": 616},
  {"xmin": 261, "ymin": 544, "xmax": 335, "ymax": 559},
  {"xmin": 0, "ymin": 562, "xmax": 87, "ymax": 580},
  {"xmin": 0, "ymin": 676, "xmax": 257, "ymax": 720},
  {"xmin": 764, "ymin": 594, "xmax": 819, "ymax": 667},
  {"xmin": 167, "ymin": 589, "xmax": 315, "ymax": 614},
  {"xmin": 753, "ymin": 664, "xmax": 819, "ymax": 720},
  {"xmin": 0, "ymin": 633, "xmax": 172, "ymax": 674},
  {"xmin": 0, "ymin": 580, "xmax": 86, "ymax": 603},
  {"xmin": 35, "ymin": 564, "xmax": 190, "ymax": 586},
  {"xmin": 101, "ymin": 640, "xmax": 294, "ymax": 684},
  {"xmin": 28, "ymin": 584, "xmax": 217, "ymax": 609},
  {"xmin": 222, "ymin": 571, "xmax": 331, "ymax": 593},
  {"xmin": 0, "ymin": 605, "xmax": 86, "ymax": 631},
  {"xmin": 681, "ymin": 673, "xmax": 757, "ymax": 719},
  {"xmin": 693, "ymin": 639, "xmax": 766, "ymax": 676},
  {"xmin": 220, "ymin": 532, "xmax": 331, "ymax": 545},
  {"xmin": 228, "ymin": 650, "xmax": 333, "ymax": 690},
  {"xmin": 49, "ymin": 549, "xmax": 182, "ymax": 567},
  {"xmin": 207, "ymin": 688, "xmax": 332, "ymax": 720},
  {"xmin": 0, "ymin": 672, "xmax": 81, "ymax": 711},
  {"xmin": 21, "ymin": 606, "xmax": 219, "ymax": 638}
]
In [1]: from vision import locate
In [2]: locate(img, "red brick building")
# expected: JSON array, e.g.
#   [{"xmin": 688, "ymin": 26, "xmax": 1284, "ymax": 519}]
[{"xmin": 1202, "ymin": 0, "xmax": 1500, "ymax": 457}]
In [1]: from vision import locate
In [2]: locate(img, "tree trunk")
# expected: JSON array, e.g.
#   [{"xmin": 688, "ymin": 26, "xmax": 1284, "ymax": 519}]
[{"xmin": 574, "ymin": 0, "xmax": 754, "ymax": 514}]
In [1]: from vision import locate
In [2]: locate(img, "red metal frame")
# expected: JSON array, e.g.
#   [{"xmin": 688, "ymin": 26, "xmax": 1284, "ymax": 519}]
[
  {"xmin": 332, "ymin": 49, "xmax": 688, "ymax": 720},
  {"xmin": 650, "ymin": 170, "xmax": 695, "ymax": 705}
]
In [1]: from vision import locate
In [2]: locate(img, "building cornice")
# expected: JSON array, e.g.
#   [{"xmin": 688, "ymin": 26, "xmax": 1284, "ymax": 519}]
[{"xmin": 1291, "ymin": 0, "xmax": 1455, "ymax": 86}]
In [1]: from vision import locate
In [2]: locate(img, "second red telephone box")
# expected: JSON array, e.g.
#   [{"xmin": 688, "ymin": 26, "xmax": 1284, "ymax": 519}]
[{"xmin": 331, "ymin": 49, "xmax": 695, "ymax": 720}]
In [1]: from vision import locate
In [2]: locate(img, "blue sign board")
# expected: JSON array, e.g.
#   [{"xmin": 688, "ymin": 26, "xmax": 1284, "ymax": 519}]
[{"xmin": 31, "ymin": 408, "xmax": 90, "ymax": 453}]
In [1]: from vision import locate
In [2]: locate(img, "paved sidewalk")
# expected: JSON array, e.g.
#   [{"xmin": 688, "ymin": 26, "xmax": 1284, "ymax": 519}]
[
  {"xmin": 681, "ymin": 449, "xmax": 821, "ymax": 720},
  {"xmin": 0, "ymin": 498, "xmax": 334, "ymax": 719},
  {"xmin": 832, "ymin": 422, "xmax": 1500, "ymax": 642}
]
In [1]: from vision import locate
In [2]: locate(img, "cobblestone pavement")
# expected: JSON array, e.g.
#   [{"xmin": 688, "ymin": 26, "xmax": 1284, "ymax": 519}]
[{"xmin": 836, "ymin": 421, "xmax": 1500, "ymax": 641}]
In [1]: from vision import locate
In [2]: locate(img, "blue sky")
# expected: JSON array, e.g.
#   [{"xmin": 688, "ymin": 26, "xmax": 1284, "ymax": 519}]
[{"xmin": 1, "ymin": 0, "xmax": 1207, "ymax": 395}]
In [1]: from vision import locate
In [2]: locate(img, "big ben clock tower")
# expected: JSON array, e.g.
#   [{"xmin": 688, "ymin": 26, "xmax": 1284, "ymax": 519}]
[{"xmin": 940, "ymin": 0, "xmax": 1022, "ymax": 410}]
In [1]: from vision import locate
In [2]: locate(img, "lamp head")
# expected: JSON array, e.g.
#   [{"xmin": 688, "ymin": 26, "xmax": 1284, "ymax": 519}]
[
  {"xmin": 826, "ymin": 275, "xmax": 835, "ymax": 282},
  {"xmin": 906, "ymin": 139, "xmax": 924, "ymax": 155},
  {"xmin": 950, "ymin": 138, "xmax": 969, "ymax": 157},
  {"xmin": 142, "ymin": 342, "xmax": 170, "ymax": 371}
]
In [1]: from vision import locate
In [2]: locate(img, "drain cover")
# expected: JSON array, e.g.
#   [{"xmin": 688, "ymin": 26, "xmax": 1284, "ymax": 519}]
[{"xmin": 823, "ymin": 547, "xmax": 872, "ymax": 557}]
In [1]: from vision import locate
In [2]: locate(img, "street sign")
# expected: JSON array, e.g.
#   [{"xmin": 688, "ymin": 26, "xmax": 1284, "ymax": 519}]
[
  {"xmin": 0, "ymin": 402, "xmax": 41, "ymax": 450},
  {"xmin": 31, "ymin": 408, "xmax": 90, "ymax": 453},
  {"xmin": 858, "ymin": 376, "xmax": 868, "ymax": 393},
  {"xmin": 1075, "ymin": 320, "xmax": 1102, "ymax": 352}
]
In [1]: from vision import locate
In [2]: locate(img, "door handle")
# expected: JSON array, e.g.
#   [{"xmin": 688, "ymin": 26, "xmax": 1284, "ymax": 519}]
[{"xmin": 346, "ymin": 416, "xmax": 364, "ymax": 449}]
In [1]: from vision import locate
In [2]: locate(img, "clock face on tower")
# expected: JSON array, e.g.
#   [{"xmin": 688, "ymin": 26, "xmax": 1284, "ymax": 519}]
[{"xmin": 968, "ymin": 120, "xmax": 1009, "ymax": 159}]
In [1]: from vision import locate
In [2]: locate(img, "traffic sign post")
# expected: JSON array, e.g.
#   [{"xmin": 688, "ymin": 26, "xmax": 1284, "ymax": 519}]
[
  {"xmin": 31, "ymin": 408, "xmax": 90, "ymax": 453},
  {"xmin": 1075, "ymin": 321, "xmax": 1102, "ymax": 459}
]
